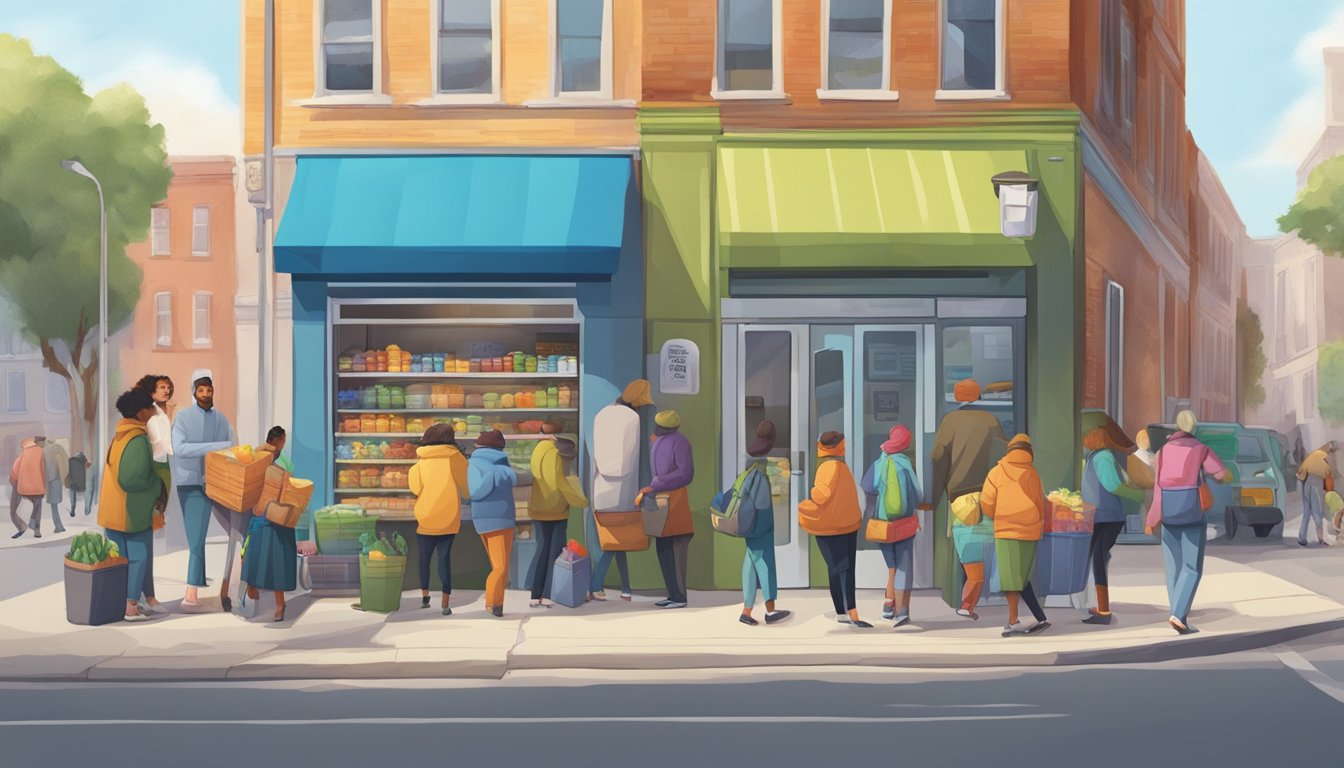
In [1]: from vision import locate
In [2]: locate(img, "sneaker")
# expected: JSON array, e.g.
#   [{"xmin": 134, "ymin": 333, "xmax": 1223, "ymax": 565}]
[
  {"xmin": 1299, "ymin": 540, "xmax": 1308, "ymax": 547},
  {"xmin": 739, "ymin": 614, "xmax": 759, "ymax": 626},
  {"xmin": 881, "ymin": 601, "xmax": 895, "ymax": 620},
  {"xmin": 10, "ymin": 531, "xmax": 23, "ymax": 539},
  {"xmin": 32, "ymin": 531, "xmax": 41, "ymax": 539},
  {"xmin": 620, "ymin": 592, "xmax": 633, "ymax": 601},
  {"xmin": 764, "ymin": 610, "xmax": 792, "ymax": 624},
  {"xmin": 123, "ymin": 611, "xmax": 152, "ymax": 623},
  {"xmin": 837, "ymin": 616, "xmax": 853, "ymax": 625},
  {"xmin": 1026, "ymin": 621, "xmax": 1051, "ymax": 635},
  {"xmin": 1001, "ymin": 622, "xmax": 1026, "ymax": 637},
  {"xmin": 141, "ymin": 602, "xmax": 169, "ymax": 616},
  {"xmin": 179, "ymin": 600, "xmax": 209, "ymax": 614},
  {"xmin": 661, "ymin": 601, "xmax": 687, "ymax": 609},
  {"xmin": 590, "ymin": 591, "xmax": 608, "ymax": 602},
  {"xmin": 892, "ymin": 613, "xmax": 910, "ymax": 629},
  {"xmin": 654, "ymin": 599, "xmax": 673, "ymax": 608},
  {"xmin": 1082, "ymin": 613, "xmax": 1112, "ymax": 625},
  {"xmin": 54, "ymin": 527, "xmax": 66, "ymax": 534},
  {"xmin": 955, "ymin": 608, "xmax": 979, "ymax": 621}
]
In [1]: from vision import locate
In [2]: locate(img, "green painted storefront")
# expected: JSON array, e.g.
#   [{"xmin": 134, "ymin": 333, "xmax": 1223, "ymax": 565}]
[{"xmin": 634, "ymin": 107, "xmax": 1083, "ymax": 598}]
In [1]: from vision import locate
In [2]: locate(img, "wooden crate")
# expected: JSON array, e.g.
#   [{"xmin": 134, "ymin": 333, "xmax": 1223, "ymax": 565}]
[
  {"xmin": 205, "ymin": 449, "xmax": 275, "ymax": 513},
  {"xmin": 263, "ymin": 500, "xmax": 304, "ymax": 529}
]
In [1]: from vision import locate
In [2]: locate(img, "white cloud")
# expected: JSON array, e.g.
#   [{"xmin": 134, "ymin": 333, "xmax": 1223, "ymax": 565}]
[
  {"xmin": 11, "ymin": 18, "xmax": 239, "ymax": 158},
  {"xmin": 1243, "ymin": 4, "xmax": 1344, "ymax": 170}
]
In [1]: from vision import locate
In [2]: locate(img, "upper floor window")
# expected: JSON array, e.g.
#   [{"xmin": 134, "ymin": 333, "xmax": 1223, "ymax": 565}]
[
  {"xmin": 716, "ymin": 0, "xmax": 782, "ymax": 98},
  {"xmin": 155, "ymin": 292, "xmax": 172, "ymax": 349},
  {"xmin": 554, "ymin": 0, "xmax": 612, "ymax": 98},
  {"xmin": 319, "ymin": 0, "xmax": 379, "ymax": 94},
  {"xmin": 5, "ymin": 371, "xmax": 24, "ymax": 414},
  {"xmin": 150, "ymin": 207, "xmax": 170, "ymax": 257},
  {"xmin": 45, "ymin": 371, "xmax": 70, "ymax": 414},
  {"xmin": 192, "ymin": 206, "xmax": 210, "ymax": 257},
  {"xmin": 1119, "ymin": 6, "xmax": 1136, "ymax": 132},
  {"xmin": 193, "ymin": 291, "xmax": 213, "ymax": 348},
  {"xmin": 821, "ymin": 0, "xmax": 893, "ymax": 98},
  {"xmin": 436, "ymin": 0, "xmax": 498, "ymax": 100},
  {"xmin": 938, "ymin": 0, "xmax": 1006, "ymax": 100}
]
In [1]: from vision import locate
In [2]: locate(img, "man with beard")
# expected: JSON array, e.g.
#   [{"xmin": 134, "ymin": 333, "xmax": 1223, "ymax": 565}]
[{"xmin": 171, "ymin": 370, "xmax": 241, "ymax": 612}]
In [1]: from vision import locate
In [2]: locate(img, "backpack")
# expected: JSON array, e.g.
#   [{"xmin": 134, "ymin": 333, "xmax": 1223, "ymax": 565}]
[
  {"xmin": 711, "ymin": 466, "xmax": 761, "ymax": 537},
  {"xmin": 878, "ymin": 456, "xmax": 908, "ymax": 521}
]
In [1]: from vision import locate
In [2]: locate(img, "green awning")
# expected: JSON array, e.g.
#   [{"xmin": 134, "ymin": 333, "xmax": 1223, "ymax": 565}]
[{"xmin": 717, "ymin": 146, "xmax": 1030, "ymax": 241}]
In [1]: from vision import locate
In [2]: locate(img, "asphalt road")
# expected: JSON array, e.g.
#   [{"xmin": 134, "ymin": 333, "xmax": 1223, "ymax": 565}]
[{"xmin": 2, "ymin": 636, "xmax": 1343, "ymax": 768}]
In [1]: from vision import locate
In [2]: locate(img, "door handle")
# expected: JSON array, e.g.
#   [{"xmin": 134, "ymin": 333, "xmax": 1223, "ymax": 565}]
[{"xmin": 790, "ymin": 450, "xmax": 803, "ymax": 476}]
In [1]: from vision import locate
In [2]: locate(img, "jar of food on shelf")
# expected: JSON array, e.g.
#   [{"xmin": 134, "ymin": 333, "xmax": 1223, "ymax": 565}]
[
  {"xmin": 360, "ymin": 414, "xmax": 378, "ymax": 433},
  {"xmin": 406, "ymin": 418, "xmax": 426, "ymax": 434},
  {"xmin": 375, "ymin": 415, "xmax": 391, "ymax": 433},
  {"xmin": 557, "ymin": 385, "xmax": 572, "ymax": 408},
  {"xmin": 341, "ymin": 416, "xmax": 361, "ymax": 433},
  {"xmin": 534, "ymin": 389, "xmax": 547, "ymax": 408},
  {"xmin": 388, "ymin": 415, "xmax": 407, "ymax": 434},
  {"xmin": 525, "ymin": 356, "xmax": 538, "ymax": 373},
  {"xmin": 512, "ymin": 352, "xmax": 525, "ymax": 371},
  {"xmin": 466, "ymin": 393, "xmax": 484, "ymax": 408},
  {"xmin": 503, "ymin": 356, "xmax": 514, "ymax": 372},
  {"xmin": 468, "ymin": 358, "xmax": 480, "ymax": 373},
  {"xmin": 389, "ymin": 387, "xmax": 406, "ymax": 409},
  {"xmin": 483, "ymin": 393, "xmax": 500, "ymax": 410}
]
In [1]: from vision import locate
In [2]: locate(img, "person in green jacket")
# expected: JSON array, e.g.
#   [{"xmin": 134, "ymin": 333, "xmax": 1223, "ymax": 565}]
[{"xmin": 98, "ymin": 388, "xmax": 168, "ymax": 622}]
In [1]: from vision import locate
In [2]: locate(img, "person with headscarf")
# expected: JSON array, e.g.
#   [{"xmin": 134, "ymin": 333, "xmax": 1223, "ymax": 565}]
[
  {"xmin": 469, "ymin": 429, "xmax": 517, "ymax": 618},
  {"xmin": 800, "ymin": 431, "xmax": 870, "ymax": 628},
  {"xmin": 407, "ymin": 423, "xmax": 469, "ymax": 615},
  {"xmin": 860, "ymin": 424, "xmax": 922, "ymax": 628},
  {"xmin": 981, "ymin": 434, "xmax": 1050, "ymax": 637},
  {"xmin": 527, "ymin": 430, "xmax": 588, "ymax": 608},
  {"xmin": 1081, "ymin": 415, "xmax": 1145, "ymax": 625},
  {"xmin": 921, "ymin": 378, "xmax": 1008, "ymax": 620},
  {"xmin": 1147, "ymin": 410, "xmax": 1230, "ymax": 634},
  {"xmin": 738, "ymin": 421, "xmax": 790, "ymax": 626},
  {"xmin": 1296, "ymin": 441, "xmax": 1337, "ymax": 548},
  {"xmin": 587, "ymin": 379, "xmax": 654, "ymax": 602},
  {"xmin": 639, "ymin": 409, "xmax": 695, "ymax": 609}
]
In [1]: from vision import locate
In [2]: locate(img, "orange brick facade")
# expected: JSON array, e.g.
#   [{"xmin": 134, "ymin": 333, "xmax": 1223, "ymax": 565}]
[{"xmin": 120, "ymin": 157, "xmax": 238, "ymax": 425}]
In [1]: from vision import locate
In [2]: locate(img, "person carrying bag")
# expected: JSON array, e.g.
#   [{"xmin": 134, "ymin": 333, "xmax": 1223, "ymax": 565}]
[{"xmin": 860, "ymin": 425, "xmax": 921, "ymax": 627}]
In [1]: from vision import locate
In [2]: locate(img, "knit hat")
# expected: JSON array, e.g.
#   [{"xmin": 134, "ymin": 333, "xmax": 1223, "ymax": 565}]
[
  {"xmin": 953, "ymin": 379, "xmax": 981, "ymax": 403},
  {"xmin": 748, "ymin": 421, "xmax": 776, "ymax": 457},
  {"xmin": 554, "ymin": 436, "xmax": 578, "ymax": 459},
  {"xmin": 620, "ymin": 379, "xmax": 654, "ymax": 409},
  {"xmin": 654, "ymin": 410, "xmax": 681, "ymax": 429},
  {"xmin": 1007, "ymin": 433, "xmax": 1033, "ymax": 454},
  {"xmin": 475, "ymin": 430, "xmax": 506, "ymax": 450},
  {"xmin": 419, "ymin": 423, "xmax": 457, "ymax": 447},
  {"xmin": 881, "ymin": 424, "xmax": 912, "ymax": 454}
]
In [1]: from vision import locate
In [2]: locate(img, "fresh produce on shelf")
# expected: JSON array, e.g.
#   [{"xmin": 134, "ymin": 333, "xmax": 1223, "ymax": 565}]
[{"xmin": 66, "ymin": 532, "xmax": 122, "ymax": 566}]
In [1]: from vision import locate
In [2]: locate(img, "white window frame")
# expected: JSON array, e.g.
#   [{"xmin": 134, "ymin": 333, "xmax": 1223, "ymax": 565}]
[
  {"xmin": 1104, "ymin": 280, "xmax": 1124, "ymax": 424},
  {"xmin": 44, "ymin": 371, "xmax": 70, "ymax": 415},
  {"xmin": 150, "ymin": 207, "xmax": 170, "ymax": 257},
  {"xmin": 1119, "ymin": 5, "xmax": 1135, "ymax": 133},
  {"xmin": 192, "ymin": 205, "xmax": 210, "ymax": 257},
  {"xmin": 308, "ymin": 0, "xmax": 391, "ymax": 106},
  {"xmin": 192, "ymin": 291, "xmax": 213, "ymax": 349},
  {"xmin": 154, "ymin": 292, "xmax": 172, "ymax": 349},
  {"xmin": 935, "ymin": 0, "xmax": 1009, "ymax": 101},
  {"xmin": 423, "ymin": 0, "xmax": 502, "ymax": 106},
  {"xmin": 548, "ymin": 0, "xmax": 614, "ymax": 102},
  {"xmin": 713, "ymin": 0, "xmax": 786, "ymax": 100},
  {"xmin": 818, "ymin": 0, "xmax": 898, "ymax": 101},
  {"xmin": 5, "ymin": 371, "xmax": 25, "ymax": 415}
]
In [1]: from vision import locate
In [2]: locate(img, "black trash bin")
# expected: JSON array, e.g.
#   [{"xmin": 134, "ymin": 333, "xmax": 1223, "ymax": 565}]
[{"xmin": 64, "ymin": 559, "xmax": 129, "ymax": 626}]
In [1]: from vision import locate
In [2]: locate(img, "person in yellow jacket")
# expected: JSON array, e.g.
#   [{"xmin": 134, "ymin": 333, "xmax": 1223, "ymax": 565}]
[
  {"xmin": 980, "ymin": 434, "xmax": 1050, "ymax": 637},
  {"xmin": 528, "ymin": 432, "xmax": 589, "ymax": 607},
  {"xmin": 798, "ymin": 431, "xmax": 870, "ymax": 628},
  {"xmin": 408, "ymin": 423, "xmax": 469, "ymax": 615}
]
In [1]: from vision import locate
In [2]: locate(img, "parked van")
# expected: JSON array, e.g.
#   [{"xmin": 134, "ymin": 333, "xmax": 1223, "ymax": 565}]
[{"xmin": 1147, "ymin": 422, "xmax": 1287, "ymax": 541}]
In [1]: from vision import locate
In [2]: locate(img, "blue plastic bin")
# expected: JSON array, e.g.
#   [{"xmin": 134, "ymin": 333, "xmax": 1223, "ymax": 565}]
[
  {"xmin": 1033, "ymin": 531, "xmax": 1092, "ymax": 596},
  {"xmin": 551, "ymin": 555, "xmax": 589, "ymax": 608}
]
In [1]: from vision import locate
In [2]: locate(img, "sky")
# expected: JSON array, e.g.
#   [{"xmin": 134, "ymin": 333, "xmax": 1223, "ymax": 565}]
[{"xmin": 0, "ymin": 0, "xmax": 1338, "ymax": 238}]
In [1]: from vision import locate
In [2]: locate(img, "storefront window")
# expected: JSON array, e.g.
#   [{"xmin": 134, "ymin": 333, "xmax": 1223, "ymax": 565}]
[
  {"xmin": 860, "ymin": 329, "xmax": 918, "ymax": 470},
  {"xmin": 742, "ymin": 330, "xmax": 792, "ymax": 544},
  {"xmin": 942, "ymin": 325, "xmax": 1015, "ymax": 434}
]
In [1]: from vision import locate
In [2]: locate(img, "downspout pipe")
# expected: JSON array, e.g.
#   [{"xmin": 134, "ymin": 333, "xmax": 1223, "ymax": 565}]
[{"xmin": 259, "ymin": 0, "xmax": 274, "ymax": 442}]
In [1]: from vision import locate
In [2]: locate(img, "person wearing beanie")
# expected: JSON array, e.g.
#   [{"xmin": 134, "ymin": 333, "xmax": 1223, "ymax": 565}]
[
  {"xmin": 100, "ymin": 388, "xmax": 169, "ymax": 622},
  {"xmin": 1080, "ymin": 413, "xmax": 1146, "ymax": 625},
  {"xmin": 586, "ymin": 380, "xmax": 654, "ymax": 601},
  {"xmin": 639, "ymin": 409, "xmax": 695, "ymax": 608},
  {"xmin": 981, "ymin": 434, "xmax": 1050, "ymax": 636},
  {"xmin": 860, "ymin": 424, "xmax": 922, "ymax": 628},
  {"xmin": 799, "ymin": 431, "xmax": 869, "ymax": 628},
  {"xmin": 1148, "ymin": 411, "xmax": 1229, "ymax": 634},
  {"xmin": 921, "ymin": 377, "xmax": 1008, "ymax": 621},
  {"xmin": 468, "ymin": 429, "xmax": 517, "ymax": 617},
  {"xmin": 408, "ymin": 423, "xmax": 469, "ymax": 615},
  {"xmin": 527, "ymin": 431, "xmax": 588, "ymax": 607},
  {"xmin": 737, "ymin": 421, "xmax": 790, "ymax": 626}
]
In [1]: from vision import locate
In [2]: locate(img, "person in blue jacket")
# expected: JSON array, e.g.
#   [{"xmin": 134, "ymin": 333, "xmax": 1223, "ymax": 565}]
[
  {"xmin": 468, "ymin": 430, "xmax": 518, "ymax": 618},
  {"xmin": 1081, "ymin": 415, "xmax": 1145, "ymax": 625},
  {"xmin": 739, "ymin": 421, "xmax": 791, "ymax": 627},
  {"xmin": 861, "ymin": 424, "xmax": 922, "ymax": 628}
]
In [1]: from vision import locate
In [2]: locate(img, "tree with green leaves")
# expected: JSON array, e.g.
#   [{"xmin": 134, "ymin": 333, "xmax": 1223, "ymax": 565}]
[
  {"xmin": 1237, "ymin": 299, "xmax": 1266, "ymax": 413},
  {"xmin": 0, "ymin": 35, "xmax": 172, "ymax": 453},
  {"xmin": 1279, "ymin": 154, "xmax": 1344, "ymax": 256},
  {"xmin": 1320, "ymin": 341, "xmax": 1344, "ymax": 427}
]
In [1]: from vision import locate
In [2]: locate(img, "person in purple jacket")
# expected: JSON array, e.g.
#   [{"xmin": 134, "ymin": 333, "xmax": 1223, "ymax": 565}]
[{"xmin": 637, "ymin": 410, "xmax": 695, "ymax": 608}]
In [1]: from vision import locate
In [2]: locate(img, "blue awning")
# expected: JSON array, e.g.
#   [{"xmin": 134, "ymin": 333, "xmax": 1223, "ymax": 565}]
[{"xmin": 274, "ymin": 155, "xmax": 631, "ymax": 278}]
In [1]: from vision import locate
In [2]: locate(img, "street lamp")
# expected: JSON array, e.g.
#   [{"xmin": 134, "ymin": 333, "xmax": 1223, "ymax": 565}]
[
  {"xmin": 991, "ymin": 171, "xmax": 1040, "ymax": 238},
  {"xmin": 60, "ymin": 159, "xmax": 108, "ymax": 475}
]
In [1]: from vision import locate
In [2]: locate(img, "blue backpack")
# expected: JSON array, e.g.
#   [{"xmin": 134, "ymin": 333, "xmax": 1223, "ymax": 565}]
[{"xmin": 711, "ymin": 467, "xmax": 763, "ymax": 538}]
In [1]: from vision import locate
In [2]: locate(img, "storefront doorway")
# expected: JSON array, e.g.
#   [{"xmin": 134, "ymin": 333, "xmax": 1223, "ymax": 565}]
[{"xmin": 722, "ymin": 312, "xmax": 935, "ymax": 590}]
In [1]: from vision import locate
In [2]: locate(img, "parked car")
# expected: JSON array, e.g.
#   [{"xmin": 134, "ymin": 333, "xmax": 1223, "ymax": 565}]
[{"xmin": 1147, "ymin": 422, "xmax": 1286, "ymax": 541}]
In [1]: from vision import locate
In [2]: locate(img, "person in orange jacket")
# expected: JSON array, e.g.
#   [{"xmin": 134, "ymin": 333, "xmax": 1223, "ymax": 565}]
[
  {"xmin": 980, "ymin": 434, "xmax": 1050, "ymax": 637},
  {"xmin": 798, "ymin": 431, "xmax": 870, "ymax": 628}
]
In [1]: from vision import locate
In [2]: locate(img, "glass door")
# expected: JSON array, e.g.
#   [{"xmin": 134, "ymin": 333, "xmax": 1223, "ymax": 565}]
[{"xmin": 729, "ymin": 325, "xmax": 810, "ymax": 588}]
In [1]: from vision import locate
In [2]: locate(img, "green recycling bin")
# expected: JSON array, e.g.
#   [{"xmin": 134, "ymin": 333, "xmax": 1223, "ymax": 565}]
[{"xmin": 358, "ymin": 554, "xmax": 407, "ymax": 613}]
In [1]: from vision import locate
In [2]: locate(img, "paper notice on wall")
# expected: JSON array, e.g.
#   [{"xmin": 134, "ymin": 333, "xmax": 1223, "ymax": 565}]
[{"xmin": 659, "ymin": 339, "xmax": 699, "ymax": 396}]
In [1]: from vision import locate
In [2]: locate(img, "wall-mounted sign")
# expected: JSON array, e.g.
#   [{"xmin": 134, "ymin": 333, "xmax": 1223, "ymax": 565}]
[{"xmin": 659, "ymin": 338, "xmax": 699, "ymax": 396}]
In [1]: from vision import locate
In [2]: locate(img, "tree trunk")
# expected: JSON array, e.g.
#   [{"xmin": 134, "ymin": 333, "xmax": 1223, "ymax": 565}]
[{"xmin": 38, "ymin": 308, "xmax": 98, "ymax": 456}]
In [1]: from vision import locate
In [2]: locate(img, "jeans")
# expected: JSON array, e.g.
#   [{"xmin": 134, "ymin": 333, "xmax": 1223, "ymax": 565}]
[
  {"xmin": 1300, "ymin": 477, "xmax": 1326, "ymax": 543},
  {"xmin": 1089, "ymin": 521, "xmax": 1125, "ymax": 586},
  {"xmin": 816, "ymin": 531, "xmax": 859, "ymax": 614},
  {"xmin": 1161, "ymin": 521, "xmax": 1207, "ymax": 622},
  {"xmin": 416, "ymin": 533, "xmax": 455, "ymax": 594},
  {"xmin": 589, "ymin": 550, "xmax": 631, "ymax": 594},
  {"xmin": 105, "ymin": 528, "xmax": 153, "ymax": 604},
  {"xmin": 878, "ymin": 538, "xmax": 914, "ymax": 591},
  {"xmin": 48, "ymin": 502, "xmax": 66, "ymax": 532},
  {"xmin": 529, "ymin": 519, "xmax": 568, "ymax": 600},
  {"xmin": 179, "ymin": 485, "xmax": 245, "ymax": 589},
  {"xmin": 656, "ymin": 533, "xmax": 692, "ymax": 604},
  {"xmin": 742, "ymin": 533, "xmax": 777, "ymax": 606}
]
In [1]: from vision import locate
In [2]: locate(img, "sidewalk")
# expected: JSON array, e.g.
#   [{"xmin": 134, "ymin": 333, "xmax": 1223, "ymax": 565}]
[{"xmin": 1, "ymin": 543, "xmax": 1341, "ymax": 682}]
